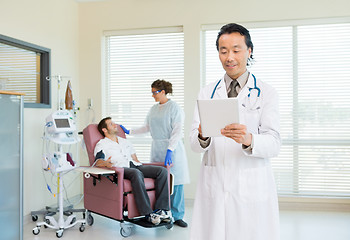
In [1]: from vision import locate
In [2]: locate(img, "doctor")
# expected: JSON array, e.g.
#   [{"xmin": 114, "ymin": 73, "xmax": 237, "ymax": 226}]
[{"xmin": 190, "ymin": 23, "xmax": 281, "ymax": 240}]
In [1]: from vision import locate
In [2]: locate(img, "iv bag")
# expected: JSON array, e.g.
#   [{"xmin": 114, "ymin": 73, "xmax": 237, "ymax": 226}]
[{"xmin": 65, "ymin": 80, "xmax": 73, "ymax": 110}]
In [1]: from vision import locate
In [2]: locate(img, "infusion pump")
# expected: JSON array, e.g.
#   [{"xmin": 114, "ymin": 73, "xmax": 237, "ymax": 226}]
[
  {"xmin": 46, "ymin": 110, "xmax": 76, "ymax": 133},
  {"xmin": 45, "ymin": 110, "xmax": 79, "ymax": 144}
]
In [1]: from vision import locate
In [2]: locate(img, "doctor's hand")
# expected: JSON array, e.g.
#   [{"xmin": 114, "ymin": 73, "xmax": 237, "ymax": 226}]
[
  {"xmin": 164, "ymin": 149, "xmax": 173, "ymax": 166},
  {"xmin": 198, "ymin": 124, "xmax": 209, "ymax": 141},
  {"xmin": 221, "ymin": 123, "xmax": 252, "ymax": 146},
  {"xmin": 120, "ymin": 124, "xmax": 130, "ymax": 134}
]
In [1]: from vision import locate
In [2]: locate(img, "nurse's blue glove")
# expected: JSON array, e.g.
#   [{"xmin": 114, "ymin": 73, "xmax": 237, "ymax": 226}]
[
  {"xmin": 164, "ymin": 149, "xmax": 173, "ymax": 166},
  {"xmin": 120, "ymin": 125, "xmax": 130, "ymax": 134}
]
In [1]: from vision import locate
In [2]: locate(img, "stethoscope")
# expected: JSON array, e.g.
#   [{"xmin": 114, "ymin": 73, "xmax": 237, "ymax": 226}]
[
  {"xmin": 210, "ymin": 73, "xmax": 261, "ymax": 99},
  {"xmin": 211, "ymin": 73, "xmax": 261, "ymax": 110}
]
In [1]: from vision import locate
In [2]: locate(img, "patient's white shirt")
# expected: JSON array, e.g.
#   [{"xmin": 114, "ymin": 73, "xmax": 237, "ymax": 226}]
[{"xmin": 94, "ymin": 137, "xmax": 142, "ymax": 168}]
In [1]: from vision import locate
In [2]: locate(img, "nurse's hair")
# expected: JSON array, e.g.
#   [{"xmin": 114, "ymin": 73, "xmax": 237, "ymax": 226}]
[
  {"xmin": 98, "ymin": 117, "xmax": 111, "ymax": 137},
  {"xmin": 151, "ymin": 79, "xmax": 173, "ymax": 95},
  {"xmin": 216, "ymin": 23, "xmax": 254, "ymax": 65}
]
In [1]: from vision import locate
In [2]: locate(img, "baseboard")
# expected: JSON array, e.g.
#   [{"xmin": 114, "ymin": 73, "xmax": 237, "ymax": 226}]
[
  {"xmin": 279, "ymin": 197, "xmax": 350, "ymax": 212},
  {"xmin": 185, "ymin": 197, "xmax": 350, "ymax": 212}
]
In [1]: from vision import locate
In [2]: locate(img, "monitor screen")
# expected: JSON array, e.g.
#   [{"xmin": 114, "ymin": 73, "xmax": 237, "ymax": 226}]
[{"xmin": 55, "ymin": 119, "xmax": 70, "ymax": 128}]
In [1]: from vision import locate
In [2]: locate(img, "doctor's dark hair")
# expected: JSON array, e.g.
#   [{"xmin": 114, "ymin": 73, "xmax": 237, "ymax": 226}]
[
  {"xmin": 151, "ymin": 79, "xmax": 173, "ymax": 95},
  {"xmin": 97, "ymin": 117, "xmax": 111, "ymax": 137},
  {"xmin": 216, "ymin": 23, "xmax": 254, "ymax": 65}
]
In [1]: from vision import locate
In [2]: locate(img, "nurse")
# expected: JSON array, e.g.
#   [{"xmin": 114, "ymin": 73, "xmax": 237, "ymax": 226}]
[
  {"xmin": 121, "ymin": 79, "xmax": 190, "ymax": 228},
  {"xmin": 190, "ymin": 23, "xmax": 281, "ymax": 239}
]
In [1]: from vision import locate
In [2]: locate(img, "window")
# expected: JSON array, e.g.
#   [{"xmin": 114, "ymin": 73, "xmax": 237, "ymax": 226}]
[
  {"xmin": 0, "ymin": 34, "xmax": 51, "ymax": 108},
  {"xmin": 104, "ymin": 27, "xmax": 184, "ymax": 162},
  {"xmin": 202, "ymin": 19, "xmax": 350, "ymax": 198}
]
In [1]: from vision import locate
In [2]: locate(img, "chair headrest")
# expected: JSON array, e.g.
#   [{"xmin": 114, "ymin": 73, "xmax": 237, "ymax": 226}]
[{"xmin": 83, "ymin": 123, "xmax": 126, "ymax": 165}]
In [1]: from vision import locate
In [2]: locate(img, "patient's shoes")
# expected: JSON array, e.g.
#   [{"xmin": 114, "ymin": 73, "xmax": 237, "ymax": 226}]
[
  {"xmin": 146, "ymin": 213, "xmax": 161, "ymax": 225},
  {"xmin": 146, "ymin": 210, "xmax": 172, "ymax": 225},
  {"xmin": 155, "ymin": 209, "xmax": 172, "ymax": 222}
]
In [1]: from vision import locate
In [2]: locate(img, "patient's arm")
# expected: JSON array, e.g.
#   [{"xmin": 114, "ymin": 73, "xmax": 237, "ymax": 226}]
[
  {"xmin": 131, "ymin": 153, "xmax": 141, "ymax": 163},
  {"xmin": 96, "ymin": 156, "xmax": 113, "ymax": 168},
  {"xmin": 94, "ymin": 150, "xmax": 113, "ymax": 168}
]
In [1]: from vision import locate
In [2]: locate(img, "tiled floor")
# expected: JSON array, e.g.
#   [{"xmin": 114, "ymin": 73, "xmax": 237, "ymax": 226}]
[{"xmin": 24, "ymin": 200, "xmax": 350, "ymax": 240}]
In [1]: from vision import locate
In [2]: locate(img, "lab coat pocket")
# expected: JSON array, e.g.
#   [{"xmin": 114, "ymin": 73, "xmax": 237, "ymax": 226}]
[
  {"xmin": 243, "ymin": 108, "xmax": 260, "ymax": 134},
  {"xmin": 238, "ymin": 167, "xmax": 268, "ymax": 202},
  {"xmin": 202, "ymin": 166, "xmax": 217, "ymax": 199}
]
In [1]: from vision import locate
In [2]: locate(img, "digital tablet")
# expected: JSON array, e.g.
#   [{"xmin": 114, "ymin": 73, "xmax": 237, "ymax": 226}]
[{"xmin": 197, "ymin": 98, "xmax": 240, "ymax": 137}]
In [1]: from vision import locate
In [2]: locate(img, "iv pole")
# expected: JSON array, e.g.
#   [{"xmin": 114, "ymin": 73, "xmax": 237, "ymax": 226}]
[
  {"xmin": 46, "ymin": 75, "xmax": 69, "ymax": 110},
  {"xmin": 32, "ymin": 75, "xmax": 86, "ymax": 238}
]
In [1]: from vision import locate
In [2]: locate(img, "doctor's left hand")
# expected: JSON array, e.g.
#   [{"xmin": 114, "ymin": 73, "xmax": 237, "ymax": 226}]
[
  {"xmin": 164, "ymin": 149, "xmax": 173, "ymax": 166},
  {"xmin": 221, "ymin": 123, "xmax": 252, "ymax": 146}
]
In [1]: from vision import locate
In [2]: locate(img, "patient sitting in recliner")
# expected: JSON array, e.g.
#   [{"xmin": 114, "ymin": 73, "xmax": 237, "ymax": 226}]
[{"xmin": 94, "ymin": 117, "xmax": 171, "ymax": 225}]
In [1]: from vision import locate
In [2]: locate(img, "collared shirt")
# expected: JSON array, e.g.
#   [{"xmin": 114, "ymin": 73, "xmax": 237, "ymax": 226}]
[
  {"xmin": 94, "ymin": 137, "xmax": 142, "ymax": 168},
  {"xmin": 224, "ymin": 70, "xmax": 249, "ymax": 95}
]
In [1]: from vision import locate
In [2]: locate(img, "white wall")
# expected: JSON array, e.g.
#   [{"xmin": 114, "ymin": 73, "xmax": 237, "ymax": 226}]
[
  {"xmin": 78, "ymin": 0, "xmax": 350, "ymax": 199},
  {"xmin": 0, "ymin": 0, "xmax": 80, "ymax": 216}
]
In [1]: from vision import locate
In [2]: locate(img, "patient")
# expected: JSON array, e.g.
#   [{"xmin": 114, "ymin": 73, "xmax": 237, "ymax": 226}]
[{"xmin": 94, "ymin": 117, "xmax": 171, "ymax": 225}]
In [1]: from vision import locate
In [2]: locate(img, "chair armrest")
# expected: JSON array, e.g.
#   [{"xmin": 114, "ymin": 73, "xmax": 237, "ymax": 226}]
[
  {"xmin": 87, "ymin": 166, "xmax": 124, "ymax": 176},
  {"xmin": 143, "ymin": 162, "xmax": 164, "ymax": 166},
  {"xmin": 143, "ymin": 162, "xmax": 173, "ymax": 171},
  {"xmin": 90, "ymin": 166, "xmax": 125, "ymax": 189}
]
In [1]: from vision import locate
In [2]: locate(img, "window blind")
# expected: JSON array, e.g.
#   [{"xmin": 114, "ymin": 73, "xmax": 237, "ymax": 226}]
[
  {"xmin": 104, "ymin": 28, "xmax": 184, "ymax": 162},
  {"xmin": 202, "ymin": 21, "xmax": 350, "ymax": 198},
  {"xmin": 0, "ymin": 43, "xmax": 39, "ymax": 103}
]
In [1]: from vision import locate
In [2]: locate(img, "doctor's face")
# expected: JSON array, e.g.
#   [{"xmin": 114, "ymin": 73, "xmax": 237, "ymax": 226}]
[{"xmin": 218, "ymin": 32, "xmax": 251, "ymax": 80}]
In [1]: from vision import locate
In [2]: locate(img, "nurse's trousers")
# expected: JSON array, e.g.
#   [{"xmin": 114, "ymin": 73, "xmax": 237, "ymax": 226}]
[{"xmin": 171, "ymin": 185, "xmax": 185, "ymax": 220}]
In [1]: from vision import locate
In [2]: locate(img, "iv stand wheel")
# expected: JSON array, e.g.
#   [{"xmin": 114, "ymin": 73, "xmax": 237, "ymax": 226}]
[
  {"xmin": 32, "ymin": 227, "xmax": 40, "ymax": 235},
  {"xmin": 56, "ymin": 229, "xmax": 64, "ymax": 238},
  {"xmin": 79, "ymin": 224, "xmax": 85, "ymax": 232},
  {"xmin": 32, "ymin": 215, "xmax": 38, "ymax": 222},
  {"xmin": 44, "ymin": 218, "xmax": 50, "ymax": 228},
  {"xmin": 70, "ymin": 217, "xmax": 76, "ymax": 224}
]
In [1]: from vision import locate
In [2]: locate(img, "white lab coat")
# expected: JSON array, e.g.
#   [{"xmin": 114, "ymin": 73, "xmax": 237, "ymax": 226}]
[{"xmin": 189, "ymin": 73, "xmax": 281, "ymax": 240}]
